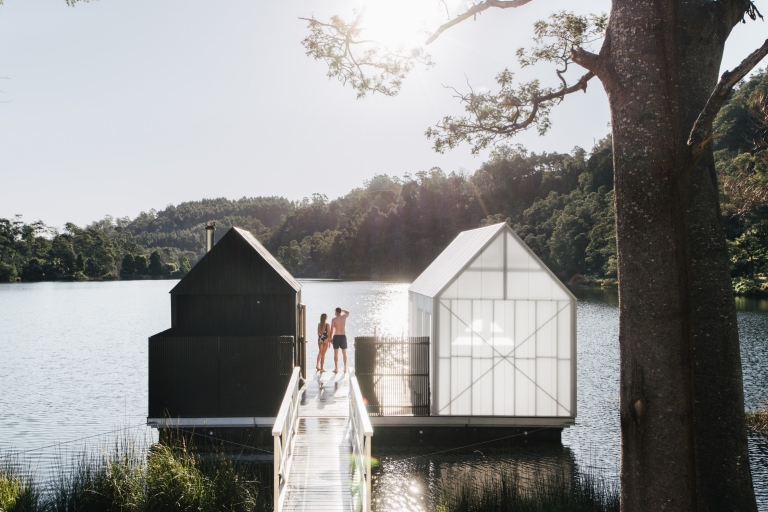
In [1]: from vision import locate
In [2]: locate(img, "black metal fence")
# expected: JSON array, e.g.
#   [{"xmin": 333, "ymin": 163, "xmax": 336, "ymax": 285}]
[
  {"xmin": 354, "ymin": 336, "xmax": 430, "ymax": 416},
  {"xmin": 149, "ymin": 331, "xmax": 295, "ymax": 418}
]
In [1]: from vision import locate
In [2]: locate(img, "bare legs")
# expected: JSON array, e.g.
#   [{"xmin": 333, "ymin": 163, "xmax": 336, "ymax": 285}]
[
  {"xmin": 333, "ymin": 348, "xmax": 347, "ymax": 373},
  {"xmin": 316, "ymin": 342, "xmax": 328, "ymax": 372}
]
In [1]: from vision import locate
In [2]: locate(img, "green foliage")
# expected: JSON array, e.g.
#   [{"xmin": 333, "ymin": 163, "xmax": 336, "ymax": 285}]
[
  {"xmin": 74, "ymin": 254, "xmax": 85, "ymax": 273},
  {"xmin": 0, "ymin": 458, "xmax": 38, "ymax": 512},
  {"xmin": 120, "ymin": 254, "xmax": 135, "ymax": 276},
  {"xmin": 265, "ymin": 146, "xmax": 615, "ymax": 282},
  {"xmin": 436, "ymin": 464, "xmax": 619, "ymax": 512},
  {"xmin": 517, "ymin": 12, "xmax": 608, "ymax": 69},
  {"xmin": 133, "ymin": 255, "xmax": 148, "ymax": 276},
  {"xmin": 2, "ymin": 433, "xmax": 271, "ymax": 512},
  {"xmin": 425, "ymin": 11, "xmax": 606, "ymax": 155},
  {"xmin": 180, "ymin": 257, "xmax": 191, "ymax": 275},
  {"xmin": 0, "ymin": 262, "xmax": 17, "ymax": 283},
  {"xmin": 148, "ymin": 252, "xmax": 162, "ymax": 277},
  {"xmin": 714, "ymin": 70, "xmax": 768, "ymax": 294}
]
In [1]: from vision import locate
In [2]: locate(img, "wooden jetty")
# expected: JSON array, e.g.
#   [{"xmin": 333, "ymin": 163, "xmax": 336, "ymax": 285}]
[{"xmin": 273, "ymin": 368, "xmax": 372, "ymax": 512}]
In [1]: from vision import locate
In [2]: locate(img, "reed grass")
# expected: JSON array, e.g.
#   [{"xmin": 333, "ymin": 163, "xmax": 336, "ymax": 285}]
[
  {"xmin": 436, "ymin": 465, "xmax": 619, "ymax": 512},
  {"xmin": 1, "ymin": 430, "xmax": 272, "ymax": 512},
  {"xmin": 0, "ymin": 457, "xmax": 39, "ymax": 512},
  {"xmin": 746, "ymin": 407, "xmax": 768, "ymax": 435}
]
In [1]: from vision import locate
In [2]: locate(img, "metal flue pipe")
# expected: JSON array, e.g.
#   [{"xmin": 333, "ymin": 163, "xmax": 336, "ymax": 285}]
[{"xmin": 205, "ymin": 222, "xmax": 215, "ymax": 253}]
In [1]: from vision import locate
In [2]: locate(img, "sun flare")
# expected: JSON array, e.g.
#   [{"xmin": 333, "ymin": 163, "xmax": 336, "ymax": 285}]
[{"xmin": 355, "ymin": 0, "xmax": 460, "ymax": 49}]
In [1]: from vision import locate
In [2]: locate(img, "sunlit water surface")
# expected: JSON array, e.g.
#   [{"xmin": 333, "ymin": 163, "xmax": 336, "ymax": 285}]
[{"xmin": 0, "ymin": 281, "xmax": 766, "ymax": 509}]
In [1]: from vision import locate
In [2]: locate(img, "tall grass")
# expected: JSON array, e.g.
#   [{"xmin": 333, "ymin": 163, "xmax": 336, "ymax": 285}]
[
  {"xmin": 746, "ymin": 407, "xmax": 768, "ymax": 435},
  {"xmin": 0, "ymin": 457, "xmax": 39, "ymax": 512},
  {"xmin": 1, "ymin": 431, "xmax": 272, "ymax": 512},
  {"xmin": 436, "ymin": 464, "xmax": 619, "ymax": 512}
]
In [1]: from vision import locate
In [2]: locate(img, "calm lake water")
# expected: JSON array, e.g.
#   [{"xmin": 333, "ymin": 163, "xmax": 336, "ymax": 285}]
[{"xmin": 0, "ymin": 280, "xmax": 767, "ymax": 510}]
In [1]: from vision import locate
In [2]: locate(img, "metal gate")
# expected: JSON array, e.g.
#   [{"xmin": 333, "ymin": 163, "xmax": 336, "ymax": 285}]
[{"xmin": 353, "ymin": 336, "xmax": 430, "ymax": 416}]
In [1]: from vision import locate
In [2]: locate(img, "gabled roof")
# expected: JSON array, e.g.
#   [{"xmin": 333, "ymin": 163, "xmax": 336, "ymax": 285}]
[
  {"xmin": 408, "ymin": 222, "xmax": 575, "ymax": 300},
  {"xmin": 409, "ymin": 223, "xmax": 505, "ymax": 297},
  {"xmin": 171, "ymin": 227, "xmax": 301, "ymax": 294},
  {"xmin": 233, "ymin": 228, "xmax": 301, "ymax": 292}
]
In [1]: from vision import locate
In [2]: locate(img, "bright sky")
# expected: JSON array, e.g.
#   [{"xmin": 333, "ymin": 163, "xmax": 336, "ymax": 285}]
[{"xmin": 0, "ymin": 0, "xmax": 765, "ymax": 229}]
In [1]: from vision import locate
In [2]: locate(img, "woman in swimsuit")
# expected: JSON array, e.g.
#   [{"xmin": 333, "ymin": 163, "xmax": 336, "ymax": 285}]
[{"xmin": 316, "ymin": 313, "xmax": 330, "ymax": 372}]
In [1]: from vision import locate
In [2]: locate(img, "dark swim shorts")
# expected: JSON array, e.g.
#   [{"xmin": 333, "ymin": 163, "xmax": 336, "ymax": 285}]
[{"xmin": 332, "ymin": 334, "xmax": 348, "ymax": 350}]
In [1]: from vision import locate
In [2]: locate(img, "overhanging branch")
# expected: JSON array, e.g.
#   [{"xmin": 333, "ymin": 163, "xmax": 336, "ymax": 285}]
[
  {"xmin": 426, "ymin": 0, "xmax": 534, "ymax": 45},
  {"xmin": 688, "ymin": 38, "xmax": 768, "ymax": 154},
  {"xmin": 426, "ymin": 70, "xmax": 595, "ymax": 154}
]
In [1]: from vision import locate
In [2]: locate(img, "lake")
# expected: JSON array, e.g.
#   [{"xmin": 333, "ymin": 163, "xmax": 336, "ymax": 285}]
[{"xmin": 0, "ymin": 280, "xmax": 767, "ymax": 510}]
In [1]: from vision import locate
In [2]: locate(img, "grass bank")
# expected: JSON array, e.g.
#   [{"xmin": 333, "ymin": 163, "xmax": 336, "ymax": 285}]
[
  {"xmin": 746, "ymin": 407, "xmax": 768, "ymax": 435},
  {"xmin": 436, "ymin": 465, "xmax": 619, "ymax": 512},
  {"xmin": 0, "ymin": 433, "xmax": 272, "ymax": 512}
]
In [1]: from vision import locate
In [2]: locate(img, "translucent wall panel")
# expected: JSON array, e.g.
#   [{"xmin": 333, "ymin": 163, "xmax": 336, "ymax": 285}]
[
  {"xmin": 436, "ymin": 297, "xmax": 573, "ymax": 417},
  {"xmin": 432, "ymin": 230, "xmax": 575, "ymax": 418}
]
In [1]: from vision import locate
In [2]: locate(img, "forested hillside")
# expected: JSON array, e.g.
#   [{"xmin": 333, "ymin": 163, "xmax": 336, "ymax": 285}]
[{"xmin": 2, "ymin": 71, "xmax": 767, "ymax": 293}]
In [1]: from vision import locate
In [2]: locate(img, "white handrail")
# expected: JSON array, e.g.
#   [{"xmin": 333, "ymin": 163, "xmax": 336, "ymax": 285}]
[
  {"xmin": 349, "ymin": 374, "xmax": 373, "ymax": 512},
  {"xmin": 272, "ymin": 367, "xmax": 302, "ymax": 512}
]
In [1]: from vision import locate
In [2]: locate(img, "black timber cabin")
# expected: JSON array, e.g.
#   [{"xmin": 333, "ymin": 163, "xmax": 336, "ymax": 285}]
[{"xmin": 148, "ymin": 226, "xmax": 306, "ymax": 429}]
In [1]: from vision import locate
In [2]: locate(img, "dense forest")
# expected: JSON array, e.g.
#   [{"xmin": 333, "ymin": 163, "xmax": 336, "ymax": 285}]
[{"xmin": 2, "ymin": 71, "xmax": 767, "ymax": 294}]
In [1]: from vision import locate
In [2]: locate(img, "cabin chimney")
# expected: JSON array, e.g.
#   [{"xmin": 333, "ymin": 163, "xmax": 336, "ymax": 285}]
[{"xmin": 205, "ymin": 222, "xmax": 215, "ymax": 253}]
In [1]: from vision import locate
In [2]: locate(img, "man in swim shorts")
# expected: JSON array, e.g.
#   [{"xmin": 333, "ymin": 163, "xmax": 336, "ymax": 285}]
[{"xmin": 330, "ymin": 307, "xmax": 349, "ymax": 373}]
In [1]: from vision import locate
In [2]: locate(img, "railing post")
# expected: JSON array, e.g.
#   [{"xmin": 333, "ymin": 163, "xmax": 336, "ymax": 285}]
[
  {"xmin": 350, "ymin": 374, "xmax": 374, "ymax": 512},
  {"xmin": 273, "ymin": 435, "xmax": 280, "ymax": 512},
  {"xmin": 365, "ymin": 433, "xmax": 372, "ymax": 512},
  {"xmin": 272, "ymin": 367, "xmax": 302, "ymax": 512}
]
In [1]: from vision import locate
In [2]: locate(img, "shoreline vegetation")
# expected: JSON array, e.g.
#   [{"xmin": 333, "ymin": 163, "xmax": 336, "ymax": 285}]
[
  {"xmin": 0, "ymin": 433, "xmax": 272, "ymax": 512},
  {"xmin": 3, "ymin": 413, "xmax": 766, "ymax": 512},
  {"xmin": 2, "ymin": 72, "xmax": 768, "ymax": 296},
  {"xmin": 436, "ymin": 466, "xmax": 620, "ymax": 512},
  {"xmin": 746, "ymin": 407, "xmax": 768, "ymax": 435},
  {"xmin": 0, "ymin": 435, "xmax": 627, "ymax": 512}
]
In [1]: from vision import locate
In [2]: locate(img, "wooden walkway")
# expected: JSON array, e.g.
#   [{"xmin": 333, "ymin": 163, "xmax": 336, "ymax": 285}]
[{"xmin": 282, "ymin": 370, "xmax": 353, "ymax": 512}]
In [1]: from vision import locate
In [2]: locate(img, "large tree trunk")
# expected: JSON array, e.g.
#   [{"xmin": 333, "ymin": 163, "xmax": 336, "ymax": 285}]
[
  {"xmin": 688, "ymin": 152, "xmax": 757, "ymax": 512},
  {"xmin": 678, "ymin": 3, "xmax": 758, "ymax": 510},
  {"xmin": 598, "ymin": 1, "xmax": 756, "ymax": 510},
  {"xmin": 605, "ymin": 3, "xmax": 697, "ymax": 509}
]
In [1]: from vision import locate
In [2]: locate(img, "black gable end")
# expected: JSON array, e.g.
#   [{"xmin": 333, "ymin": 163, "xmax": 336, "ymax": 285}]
[
  {"xmin": 168, "ymin": 227, "xmax": 301, "ymax": 337},
  {"xmin": 171, "ymin": 227, "xmax": 297, "ymax": 295}
]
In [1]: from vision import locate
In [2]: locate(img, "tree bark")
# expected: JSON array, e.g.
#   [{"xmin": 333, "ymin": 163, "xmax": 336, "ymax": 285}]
[
  {"xmin": 601, "ymin": 3, "xmax": 697, "ymax": 509},
  {"xmin": 595, "ymin": 1, "xmax": 757, "ymax": 510},
  {"xmin": 678, "ymin": 2, "xmax": 758, "ymax": 510}
]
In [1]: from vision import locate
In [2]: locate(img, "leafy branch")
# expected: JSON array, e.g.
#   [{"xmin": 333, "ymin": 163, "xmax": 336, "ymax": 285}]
[
  {"xmin": 425, "ymin": 12, "xmax": 605, "ymax": 155},
  {"xmin": 688, "ymin": 36, "xmax": 768, "ymax": 155},
  {"xmin": 300, "ymin": 12, "xmax": 433, "ymax": 99}
]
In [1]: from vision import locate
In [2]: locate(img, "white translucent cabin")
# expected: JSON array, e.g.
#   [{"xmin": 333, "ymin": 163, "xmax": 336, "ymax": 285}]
[{"xmin": 408, "ymin": 223, "xmax": 577, "ymax": 426}]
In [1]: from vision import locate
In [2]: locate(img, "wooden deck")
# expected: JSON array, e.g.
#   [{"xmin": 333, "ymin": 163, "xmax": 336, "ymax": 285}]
[{"xmin": 282, "ymin": 371, "xmax": 353, "ymax": 511}]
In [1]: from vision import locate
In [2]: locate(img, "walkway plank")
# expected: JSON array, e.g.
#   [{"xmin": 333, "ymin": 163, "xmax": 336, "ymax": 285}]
[{"xmin": 283, "ymin": 371, "xmax": 353, "ymax": 512}]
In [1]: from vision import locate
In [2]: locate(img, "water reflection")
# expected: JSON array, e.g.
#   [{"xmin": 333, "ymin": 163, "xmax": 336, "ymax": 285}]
[{"xmin": 373, "ymin": 442, "xmax": 578, "ymax": 511}]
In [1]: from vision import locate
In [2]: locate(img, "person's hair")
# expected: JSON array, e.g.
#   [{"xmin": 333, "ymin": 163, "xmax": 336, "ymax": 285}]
[
  {"xmin": 335, "ymin": 307, "xmax": 342, "ymax": 314},
  {"xmin": 320, "ymin": 313, "xmax": 327, "ymax": 324}
]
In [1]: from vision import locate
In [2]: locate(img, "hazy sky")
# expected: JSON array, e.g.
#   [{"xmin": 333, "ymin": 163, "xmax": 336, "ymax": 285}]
[{"xmin": 1, "ymin": 0, "xmax": 765, "ymax": 229}]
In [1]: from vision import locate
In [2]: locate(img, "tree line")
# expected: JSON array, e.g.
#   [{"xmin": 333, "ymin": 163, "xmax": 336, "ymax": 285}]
[
  {"xmin": 0, "ymin": 217, "xmax": 193, "ymax": 282},
  {"xmin": 1, "ymin": 71, "xmax": 767, "ymax": 293}
]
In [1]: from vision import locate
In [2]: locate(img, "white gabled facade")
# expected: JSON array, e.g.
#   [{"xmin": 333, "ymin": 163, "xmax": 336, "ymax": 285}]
[{"xmin": 409, "ymin": 223, "xmax": 577, "ymax": 422}]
